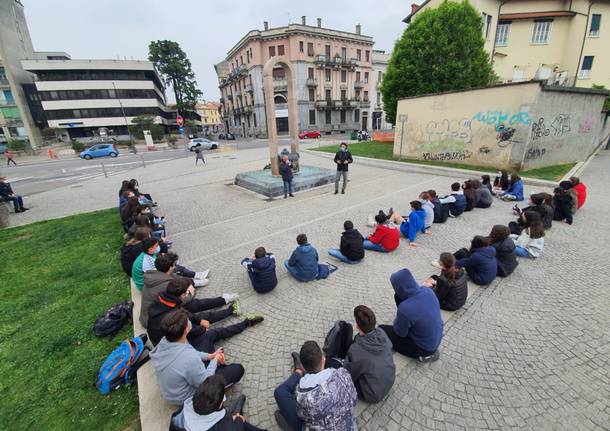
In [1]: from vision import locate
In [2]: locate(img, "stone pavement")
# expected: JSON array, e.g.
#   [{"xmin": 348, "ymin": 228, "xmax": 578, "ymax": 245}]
[{"xmin": 12, "ymin": 145, "xmax": 610, "ymax": 430}]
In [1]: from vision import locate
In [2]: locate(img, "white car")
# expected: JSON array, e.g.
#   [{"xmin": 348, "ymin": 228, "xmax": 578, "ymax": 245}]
[{"xmin": 187, "ymin": 138, "xmax": 220, "ymax": 151}]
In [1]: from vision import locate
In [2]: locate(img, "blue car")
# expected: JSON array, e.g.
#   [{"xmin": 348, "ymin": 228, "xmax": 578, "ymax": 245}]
[{"xmin": 80, "ymin": 143, "xmax": 119, "ymax": 160}]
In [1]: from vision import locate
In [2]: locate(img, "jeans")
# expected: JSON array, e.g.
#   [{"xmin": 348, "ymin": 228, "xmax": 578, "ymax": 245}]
[
  {"xmin": 379, "ymin": 324, "xmax": 436, "ymax": 359},
  {"xmin": 196, "ymin": 156, "xmax": 205, "ymax": 165},
  {"xmin": 283, "ymin": 180, "xmax": 293, "ymax": 196},
  {"xmin": 515, "ymin": 246, "xmax": 532, "ymax": 258},
  {"xmin": 175, "ymin": 264, "xmax": 196, "ymax": 279},
  {"xmin": 274, "ymin": 372, "xmax": 304, "ymax": 431},
  {"xmin": 328, "ymin": 248, "xmax": 361, "ymax": 264},
  {"xmin": 335, "ymin": 170, "xmax": 348, "ymax": 192},
  {"xmin": 6, "ymin": 157, "xmax": 16, "ymax": 166},
  {"xmin": 363, "ymin": 240, "xmax": 387, "ymax": 253},
  {"xmin": 4, "ymin": 195, "xmax": 24, "ymax": 212}
]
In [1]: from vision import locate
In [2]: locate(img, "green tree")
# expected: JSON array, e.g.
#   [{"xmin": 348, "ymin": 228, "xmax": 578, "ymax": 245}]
[
  {"xmin": 7, "ymin": 138, "xmax": 25, "ymax": 151},
  {"xmin": 381, "ymin": 0, "xmax": 495, "ymax": 124},
  {"xmin": 592, "ymin": 84, "xmax": 610, "ymax": 111},
  {"xmin": 148, "ymin": 40, "xmax": 202, "ymax": 115},
  {"xmin": 129, "ymin": 115, "xmax": 164, "ymax": 141}
]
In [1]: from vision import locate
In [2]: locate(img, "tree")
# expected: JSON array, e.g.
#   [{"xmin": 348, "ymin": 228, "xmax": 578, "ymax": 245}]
[
  {"xmin": 7, "ymin": 138, "xmax": 25, "ymax": 151},
  {"xmin": 381, "ymin": 0, "xmax": 495, "ymax": 124},
  {"xmin": 592, "ymin": 84, "xmax": 610, "ymax": 111},
  {"xmin": 148, "ymin": 40, "xmax": 202, "ymax": 115},
  {"xmin": 129, "ymin": 115, "xmax": 165, "ymax": 141}
]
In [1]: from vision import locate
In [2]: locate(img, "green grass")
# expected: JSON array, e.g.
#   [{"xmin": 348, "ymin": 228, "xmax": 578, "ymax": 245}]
[
  {"xmin": 312, "ymin": 141, "xmax": 575, "ymax": 181},
  {"xmin": 0, "ymin": 209, "xmax": 139, "ymax": 431}
]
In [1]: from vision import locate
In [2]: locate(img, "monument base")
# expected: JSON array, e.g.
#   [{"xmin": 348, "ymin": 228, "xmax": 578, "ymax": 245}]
[{"xmin": 235, "ymin": 165, "xmax": 336, "ymax": 198}]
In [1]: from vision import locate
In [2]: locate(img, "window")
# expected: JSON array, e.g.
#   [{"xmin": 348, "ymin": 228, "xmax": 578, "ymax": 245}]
[
  {"xmin": 378, "ymin": 71, "xmax": 382, "ymax": 82},
  {"xmin": 532, "ymin": 20, "xmax": 552, "ymax": 44},
  {"xmin": 341, "ymin": 89, "xmax": 347, "ymax": 100},
  {"xmin": 341, "ymin": 47, "xmax": 347, "ymax": 61},
  {"xmin": 496, "ymin": 22, "xmax": 510, "ymax": 46},
  {"xmin": 482, "ymin": 13, "xmax": 492, "ymax": 39},
  {"xmin": 356, "ymin": 49, "xmax": 362, "ymax": 61},
  {"xmin": 253, "ymin": 113, "xmax": 257, "ymax": 127},
  {"xmin": 325, "ymin": 69, "xmax": 331, "ymax": 82},
  {"xmin": 325, "ymin": 89, "xmax": 331, "ymax": 100},
  {"xmin": 340, "ymin": 110, "xmax": 346, "ymax": 123},
  {"xmin": 325, "ymin": 44, "xmax": 331, "ymax": 58},
  {"xmin": 580, "ymin": 56, "xmax": 594, "ymax": 79},
  {"xmin": 341, "ymin": 70, "xmax": 347, "ymax": 83},
  {"xmin": 299, "ymin": 41, "xmax": 304, "ymax": 52},
  {"xmin": 325, "ymin": 110, "xmax": 331, "ymax": 124},
  {"xmin": 308, "ymin": 67, "xmax": 314, "ymax": 79},
  {"xmin": 354, "ymin": 109, "xmax": 360, "ymax": 122},
  {"xmin": 269, "ymin": 46, "xmax": 276, "ymax": 57},
  {"xmin": 309, "ymin": 88, "xmax": 315, "ymax": 101},
  {"xmin": 589, "ymin": 14, "xmax": 601, "ymax": 37},
  {"xmin": 278, "ymin": 45, "xmax": 285, "ymax": 56},
  {"xmin": 355, "ymin": 89, "xmax": 361, "ymax": 99},
  {"xmin": 364, "ymin": 91, "xmax": 369, "ymax": 101},
  {"xmin": 365, "ymin": 50, "xmax": 370, "ymax": 62},
  {"xmin": 356, "ymin": 71, "xmax": 361, "ymax": 81},
  {"xmin": 307, "ymin": 42, "xmax": 314, "ymax": 56},
  {"xmin": 364, "ymin": 72, "xmax": 369, "ymax": 83},
  {"xmin": 376, "ymin": 92, "xmax": 381, "ymax": 103},
  {"xmin": 240, "ymin": 55, "xmax": 244, "ymax": 65},
  {"xmin": 309, "ymin": 109, "xmax": 316, "ymax": 125}
]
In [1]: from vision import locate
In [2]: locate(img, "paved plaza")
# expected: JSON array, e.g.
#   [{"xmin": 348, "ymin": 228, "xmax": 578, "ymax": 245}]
[{"xmin": 12, "ymin": 145, "xmax": 610, "ymax": 430}]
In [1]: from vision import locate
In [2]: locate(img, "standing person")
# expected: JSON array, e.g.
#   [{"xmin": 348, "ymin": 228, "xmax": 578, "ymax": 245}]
[
  {"xmin": 333, "ymin": 142, "xmax": 353, "ymax": 195},
  {"xmin": 0, "ymin": 176, "xmax": 28, "ymax": 213},
  {"xmin": 279, "ymin": 155, "xmax": 294, "ymax": 199},
  {"xmin": 4, "ymin": 149, "xmax": 17, "ymax": 166},
  {"xmin": 194, "ymin": 146, "xmax": 205, "ymax": 166},
  {"xmin": 328, "ymin": 220, "xmax": 365, "ymax": 264}
]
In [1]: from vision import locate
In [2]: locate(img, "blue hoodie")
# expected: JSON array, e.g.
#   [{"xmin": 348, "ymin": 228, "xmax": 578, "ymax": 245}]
[
  {"xmin": 506, "ymin": 180, "xmax": 524, "ymax": 201},
  {"xmin": 391, "ymin": 269, "xmax": 444, "ymax": 352},
  {"xmin": 456, "ymin": 246, "xmax": 497, "ymax": 285},
  {"xmin": 287, "ymin": 243, "xmax": 319, "ymax": 281},
  {"xmin": 399, "ymin": 209, "xmax": 426, "ymax": 242},
  {"xmin": 247, "ymin": 254, "xmax": 278, "ymax": 293}
]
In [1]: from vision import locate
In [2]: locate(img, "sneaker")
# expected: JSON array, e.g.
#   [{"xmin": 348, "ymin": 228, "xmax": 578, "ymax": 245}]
[
  {"xmin": 430, "ymin": 259, "xmax": 442, "ymax": 269},
  {"xmin": 334, "ymin": 190, "xmax": 338, "ymax": 195},
  {"xmin": 418, "ymin": 350, "xmax": 440, "ymax": 363},
  {"xmin": 222, "ymin": 293, "xmax": 239, "ymax": 304},
  {"xmin": 193, "ymin": 278, "xmax": 209, "ymax": 288},
  {"xmin": 21, "ymin": 207, "xmax": 30, "ymax": 211},
  {"xmin": 291, "ymin": 351, "xmax": 303, "ymax": 373},
  {"xmin": 284, "ymin": 195, "xmax": 288, "ymax": 199},
  {"xmin": 245, "ymin": 313, "xmax": 264, "ymax": 327},
  {"xmin": 274, "ymin": 410, "xmax": 292, "ymax": 431},
  {"xmin": 341, "ymin": 189, "xmax": 345, "ymax": 194},
  {"xmin": 326, "ymin": 262, "xmax": 338, "ymax": 273},
  {"xmin": 231, "ymin": 300, "xmax": 242, "ymax": 316},
  {"xmin": 195, "ymin": 269, "xmax": 210, "ymax": 280},
  {"xmin": 289, "ymin": 193, "xmax": 294, "ymax": 197}
]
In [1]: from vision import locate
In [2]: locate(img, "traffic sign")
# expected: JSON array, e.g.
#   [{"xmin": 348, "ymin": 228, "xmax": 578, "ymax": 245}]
[
  {"xmin": 178, "ymin": 127, "xmax": 185, "ymax": 135},
  {"xmin": 176, "ymin": 115, "xmax": 184, "ymax": 127}
]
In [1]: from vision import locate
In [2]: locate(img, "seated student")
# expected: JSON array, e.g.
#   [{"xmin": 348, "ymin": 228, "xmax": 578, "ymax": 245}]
[
  {"xmin": 560, "ymin": 180, "xmax": 579, "ymax": 214},
  {"xmin": 452, "ymin": 236, "xmax": 497, "ymax": 285},
  {"xmin": 498, "ymin": 173, "xmax": 524, "ymax": 201},
  {"xmin": 539, "ymin": 192, "xmax": 555, "ymax": 230},
  {"xmin": 0, "ymin": 176, "xmax": 29, "ymax": 213},
  {"xmin": 552, "ymin": 186, "xmax": 573, "ymax": 225},
  {"xmin": 509, "ymin": 193, "xmax": 551, "ymax": 234},
  {"xmin": 128, "ymin": 178, "xmax": 155, "ymax": 205},
  {"xmin": 424, "ymin": 253, "xmax": 468, "ymax": 311},
  {"xmin": 570, "ymin": 176, "xmax": 587, "ymax": 209},
  {"xmin": 389, "ymin": 201, "xmax": 426, "ymax": 246},
  {"xmin": 328, "ymin": 220, "xmax": 365, "ymax": 264},
  {"xmin": 492, "ymin": 170, "xmax": 510, "ymax": 195},
  {"xmin": 418, "ymin": 192, "xmax": 435, "ymax": 232},
  {"xmin": 472, "ymin": 179, "xmax": 493, "ymax": 208},
  {"xmin": 438, "ymin": 182, "xmax": 467, "ymax": 217},
  {"xmin": 481, "ymin": 175, "xmax": 493, "ymax": 195},
  {"xmin": 428, "ymin": 189, "xmax": 449, "ymax": 223},
  {"xmin": 119, "ymin": 190, "xmax": 134, "ymax": 215},
  {"xmin": 141, "ymin": 254, "xmax": 239, "ymax": 328},
  {"xmin": 285, "ymin": 234, "xmax": 325, "ymax": 282},
  {"xmin": 274, "ymin": 341, "xmax": 357, "ymax": 431},
  {"xmin": 488, "ymin": 225, "xmax": 518, "ymax": 277},
  {"xmin": 121, "ymin": 227, "xmax": 149, "ymax": 277},
  {"xmin": 172, "ymin": 374, "xmax": 265, "ymax": 431},
  {"xmin": 462, "ymin": 180, "xmax": 476, "ymax": 212},
  {"xmin": 379, "ymin": 269, "xmax": 443, "ymax": 362},
  {"xmin": 241, "ymin": 246, "xmax": 278, "ymax": 293},
  {"xmin": 363, "ymin": 211, "xmax": 400, "ymax": 252},
  {"xmin": 510, "ymin": 211, "xmax": 545, "ymax": 258}
]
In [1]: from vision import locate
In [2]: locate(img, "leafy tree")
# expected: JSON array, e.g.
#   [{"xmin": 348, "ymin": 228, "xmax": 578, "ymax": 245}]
[
  {"xmin": 129, "ymin": 115, "xmax": 164, "ymax": 141},
  {"xmin": 148, "ymin": 40, "xmax": 202, "ymax": 115},
  {"xmin": 70, "ymin": 139, "xmax": 85, "ymax": 152},
  {"xmin": 7, "ymin": 138, "xmax": 25, "ymax": 151},
  {"xmin": 592, "ymin": 84, "xmax": 610, "ymax": 111},
  {"xmin": 381, "ymin": 0, "xmax": 495, "ymax": 124}
]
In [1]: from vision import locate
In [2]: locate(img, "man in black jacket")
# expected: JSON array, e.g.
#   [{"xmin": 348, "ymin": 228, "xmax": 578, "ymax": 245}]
[
  {"xmin": 241, "ymin": 246, "xmax": 278, "ymax": 293},
  {"xmin": 328, "ymin": 220, "xmax": 364, "ymax": 263},
  {"xmin": 333, "ymin": 143, "xmax": 353, "ymax": 194},
  {"xmin": 278, "ymin": 155, "xmax": 294, "ymax": 199},
  {"xmin": 0, "ymin": 176, "xmax": 28, "ymax": 213}
]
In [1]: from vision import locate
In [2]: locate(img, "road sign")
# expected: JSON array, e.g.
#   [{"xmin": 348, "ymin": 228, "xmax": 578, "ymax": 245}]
[
  {"xmin": 178, "ymin": 127, "xmax": 185, "ymax": 135},
  {"xmin": 176, "ymin": 115, "xmax": 184, "ymax": 127}
]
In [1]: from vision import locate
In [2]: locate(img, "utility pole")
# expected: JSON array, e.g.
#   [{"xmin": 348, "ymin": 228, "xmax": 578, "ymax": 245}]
[{"xmin": 113, "ymin": 82, "xmax": 134, "ymax": 149}]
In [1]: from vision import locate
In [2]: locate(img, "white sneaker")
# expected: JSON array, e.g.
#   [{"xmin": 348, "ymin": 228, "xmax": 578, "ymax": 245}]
[
  {"xmin": 193, "ymin": 278, "xmax": 209, "ymax": 288},
  {"xmin": 430, "ymin": 259, "xmax": 442, "ymax": 269},
  {"xmin": 195, "ymin": 269, "xmax": 210, "ymax": 280},
  {"xmin": 222, "ymin": 293, "xmax": 239, "ymax": 303}
]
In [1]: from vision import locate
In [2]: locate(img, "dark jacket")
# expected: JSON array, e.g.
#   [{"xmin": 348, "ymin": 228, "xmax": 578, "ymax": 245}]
[
  {"xmin": 456, "ymin": 246, "xmax": 497, "ymax": 285},
  {"xmin": 542, "ymin": 204, "xmax": 554, "ymax": 230},
  {"xmin": 491, "ymin": 238, "xmax": 518, "ymax": 277},
  {"xmin": 171, "ymin": 399, "xmax": 266, "ymax": 431},
  {"xmin": 431, "ymin": 197, "xmax": 449, "ymax": 223},
  {"xmin": 340, "ymin": 228, "xmax": 365, "ymax": 261},
  {"xmin": 334, "ymin": 150, "xmax": 353, "ymax": 172},
  {"xmin": 148, "ymin": 292, "xmax": 201, "ymax": 346},
  {"xmin": 287, "ymin": 243, "xmax": 319, "ymax": 281},
  {"xmin": 141, "ymin": 271, "xmax": 194, "ymax": 327},
  {"xmin": 0, "ymin": 181, "xmax": 15, "ymax": 198},
  {"xmin": 121, "ymin": 242, "xmax": 143, "ymax": 277},
  {"xmin": 432, "ymin": 269, "xmax": 468, "ymax": 311},
  {"xmin": 344, "ymin": 327, "xmax": 396, "ymax": 403},
  {"xmin": 448, "ymin": 193, "xmax": 467, "ymax": 216},
  {"xmin": 463, "ymin": 189, "xmax": 476, "ymax": 212},
  {"xmin": 279, "ymin": 161, "xmax": 293, "ymax": 181},
  {"xmin": 247, "ymin": 254, "xmax": 278, "ymax": 293},
  {"xmin": 553, "ymin": 193, "xmax": 573, "ymax": 224},
  {"xmin": 474, "ymin": 187, "xmax": 493, "ymax": 208}
]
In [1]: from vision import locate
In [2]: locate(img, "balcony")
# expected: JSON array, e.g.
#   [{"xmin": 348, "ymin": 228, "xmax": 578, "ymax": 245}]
[
  {"xmin": 234, "ymin": 90, "xmax": 242, "ymax": 97},
  {"xmin": 314, "ymin": 55, "xmax": 358, "ymax": 70},
  {"xmin": 219, "ymin": 97, "xmax": 224, "ymax": 103},
  {"xmin": 3, "ymin": 118, "xmax": 23, "ymax": 127},
  {"xmin": 227, "ymin": 94, "xmax": 233, "ymax": 101},
  {"xmin": 376, "ymin": 81, "xmax": 382, "ymax": 90},
  {"xmin": 306, "ymin": 78, "xmax": 318, "ymax": 87},
  {"xmin": 245, "ymin": 83, "xmax": 254, "ymax": 93},
  {"xmin": 354, "ymin": 81, "xmax": 365, "ymax": 89},
  {"xmin": 273, "ymin": 78, "xmax": 287, "ymax": 90},
  {"xmin": 0, "ymin": 100, "xmax": 16, "ymax": 107},
  {"xmin": 360, "ymin": 100, "xmax": 371, "ymax": 108},
  {"xmin": 315, "ymin": 100, "xmax": 330, "ymax": 109}
]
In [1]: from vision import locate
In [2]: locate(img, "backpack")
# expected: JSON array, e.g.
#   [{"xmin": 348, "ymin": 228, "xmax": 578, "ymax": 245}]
[
  {"xmin": 93, "ymin": 301, "xmax": 133, "ymax": 337},
  {"xmin": 323, "ymin": 320, "xmax": 353, "ymax": 360},
  {"xmin": 96, "ymin": 334, "xmax": 149, "ymax": 395}
]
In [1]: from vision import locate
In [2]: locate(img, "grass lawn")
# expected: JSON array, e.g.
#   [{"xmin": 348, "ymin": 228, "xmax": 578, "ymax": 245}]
[
  {"xmin": 0, "ymin": 209, "xmax": 139, "ymax": 431},
  {"xmin": 312, "ymin": 141, "xmax": 575, "ymax": 181}
]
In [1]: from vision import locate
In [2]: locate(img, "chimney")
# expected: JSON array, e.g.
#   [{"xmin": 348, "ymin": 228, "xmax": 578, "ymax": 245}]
[
  {"xmin": 356, "ymin": 24, "xmax": 361, "ymax": 35},
  {"xmin": 263, "ymin": 21, "xmax": 269, "ymax": 31},
  {"xmin": 301, "ymin": 16, "xmax": 306, "ymax": 25},
  {"xmin": 317, "ymin": 18, "xmax": 322, "ymax": 28},
  {"xmin": 411, "ymin": 3, "xmax": 419, "ymax": 14}
]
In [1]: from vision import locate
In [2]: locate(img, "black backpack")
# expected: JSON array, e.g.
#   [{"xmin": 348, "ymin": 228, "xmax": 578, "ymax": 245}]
[
  {"xmin": 323, "ymin": 320, "xmax": 354, "ymax": 360},
  {"xmin": 93, "ymin": 301, "xmax": 134, "ymax": 337}
]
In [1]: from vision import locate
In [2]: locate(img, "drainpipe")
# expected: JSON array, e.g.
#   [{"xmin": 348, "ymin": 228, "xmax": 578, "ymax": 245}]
[
  {"xmin": 491, "ymin": 1, "xmax": 511, "ymax": 67},
  {"xmin": 575, "ymin": 1, "xmax": 594, "ymax": 87}
]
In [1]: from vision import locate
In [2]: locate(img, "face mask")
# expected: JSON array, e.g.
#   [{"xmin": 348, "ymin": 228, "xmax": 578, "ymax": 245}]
[
  {"xmin": 154, "ymin": 245, "xmax": 161, "ymax": 254},
  {"xmin": 186, "ymin": 320, "xmax": 192, "ymax": 333},
  {"xmin": 341, "ymin": 147, "xmax": 347, "ymax": 152}
]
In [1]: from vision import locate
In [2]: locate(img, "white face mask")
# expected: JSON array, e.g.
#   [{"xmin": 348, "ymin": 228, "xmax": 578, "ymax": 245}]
[{"xmin": 186, "ymin": 320, "xmax": 192, "ymax": 333}]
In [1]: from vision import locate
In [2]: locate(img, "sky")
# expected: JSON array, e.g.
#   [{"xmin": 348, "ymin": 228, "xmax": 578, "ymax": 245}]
[{"xmin": 24, "ymin": 0, "xmax": 413, "ymax": 101}]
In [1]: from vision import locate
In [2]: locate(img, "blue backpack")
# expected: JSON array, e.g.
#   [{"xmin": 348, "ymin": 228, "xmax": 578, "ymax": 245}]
[{"xmin": 96, "ymin": 335, "xmax": 149, "ymax": 395}]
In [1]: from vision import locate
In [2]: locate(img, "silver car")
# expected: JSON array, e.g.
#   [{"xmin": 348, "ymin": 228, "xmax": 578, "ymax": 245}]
[{"xmin": 187, "ymin": 138, "xmax": 219, "ymax": 151}]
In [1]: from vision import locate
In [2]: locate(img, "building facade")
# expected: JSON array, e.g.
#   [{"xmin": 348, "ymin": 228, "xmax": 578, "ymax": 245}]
[
  {"xmin": 215, "ymin": 17, "xmax": 379, "ymax": 138},
  {"xmin": 371, "ymin": 49, "xmax": 390, "ymax": 131},
  {"xmin": 405, "ymin": 0, "xmax": 610, "ymax": 89},
  {"xmin": 196, "ymin": 101, "xmax": 222, "ymax": 131}
]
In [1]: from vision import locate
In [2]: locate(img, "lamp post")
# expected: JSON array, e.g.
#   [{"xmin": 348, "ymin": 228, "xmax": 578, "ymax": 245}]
[{"xmin": 112, "ymin": 82, "xmax": 134, "ymax": 150}]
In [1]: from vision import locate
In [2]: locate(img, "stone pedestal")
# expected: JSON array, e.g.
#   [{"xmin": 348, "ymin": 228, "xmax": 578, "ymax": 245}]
[{"xmin": 235, "ymin": 165, "xmax": 336, "ymax": 198}]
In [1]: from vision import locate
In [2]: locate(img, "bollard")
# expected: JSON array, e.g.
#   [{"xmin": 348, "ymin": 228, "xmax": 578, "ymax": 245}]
[
  {"xmin": 101, "ymin": 161, "xmax": 108, "ymax": 178},
  {"xmin": 140, "ymin": 154, "xmax": 146, "ymax": 168}
]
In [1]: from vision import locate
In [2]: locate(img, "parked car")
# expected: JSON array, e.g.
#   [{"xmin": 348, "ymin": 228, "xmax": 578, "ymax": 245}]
[
  {"xmin": 218, "ymin": 133, "xmax": 235, "ymax": 140},
  {"xmin": 299, "ymin": 130, "xmax": 321, "ymax": 139},
  {"xmin": 187, "ymin": 138, "xmax": 219, "ymax": 151},
  {"xmin": 80, "ymin": 143, "xmax": 119, "ymax": 159}
]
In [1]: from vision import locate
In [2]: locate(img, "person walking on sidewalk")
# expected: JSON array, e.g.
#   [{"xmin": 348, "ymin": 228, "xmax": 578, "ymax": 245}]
[
  {"xmin": 334, "ymin": 142, "xmax": 353, "ymax": 195},
  {"xmin": 4, "ymin": 150, "xmax": 17, "ymax": 166},
  {"xmin": 194, "ymin": 147, "xmax": 205, "ymax": 166},
  {"xmin": 279, "ymin": 155, "xmax": 294, "ymax": 199}
]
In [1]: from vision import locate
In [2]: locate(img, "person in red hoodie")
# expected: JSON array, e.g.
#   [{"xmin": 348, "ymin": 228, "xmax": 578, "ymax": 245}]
[
  {"xmin": 570, "ymin": 176, "xmax": 587, "ymax": 209},
  {"xmin": 363, "ymin": 211, "xmax": 400, "ymax": 253}
]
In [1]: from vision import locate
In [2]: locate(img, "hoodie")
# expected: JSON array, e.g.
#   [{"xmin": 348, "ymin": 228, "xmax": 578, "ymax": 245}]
[
  {"xmin": 430, "ymin": 197, "xmax": 449, "ymax": 223},
  {"xmin": 491, "ymin": 238, "xmax": 519, "ymax": 277},
  {"xmin": 573, "ymin": 182, "xmax": 587, "ymax": 208},
  {"xmin": 344, "ymin": 327, "xmax": 396, "ymax": 403},
  {"xmin": 150, "ymin": 337, "xmax": 217, "ymax": 405},
  {"xmin": 391, "ymin": 269, "xmax": 444, "ymax": 352},
  {"xmin": 287, "ymin": 243, "xmax": 319, "ymax": 281},
  {"xmin": 420, "ymin": 200, "xmax": 435, "ymax": 228},
  {"xmin": 399, "ymin": 209, "xmax": 426, "ymax": 242},
  {"xmin": 474, "ymin": 187, "xmax": 493, "ymax": 208},
  {"xmin": 553, "ymin": 193, "xmax": 573, "ymax": 224},
  {"xmin": 340, "ymin": 228, "xmax": 365, "ymax": 261},
  {"xmin": 247, "ymin": 254, "xmax": 278, "ymax": 293},
  {"xmin": 147, "ymin": 292, "xmax": 202, "ymax": 346},
  {"xmin": 456, "ymin": 246, "xmax": 497, "ymax": 285},
  {"xmin": 367, "ymin": 223, "xmax": 400, "ymax": 251},
  {"xmin": 140, "ymin": 271, "xmax": 193, "ymax": 327},
  {"xmin": 506, "ymin": 180, "xmax": 524, "ymax": 201}
]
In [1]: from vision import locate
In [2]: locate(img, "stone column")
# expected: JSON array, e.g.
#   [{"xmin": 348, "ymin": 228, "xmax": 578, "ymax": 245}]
[
  {"xmin": 287, "ymin": 72, "xmax": 299, "ymax": 155},
  {"xmin": 263, "ymin": 68, "xmax": 279, "ymax": 175}
]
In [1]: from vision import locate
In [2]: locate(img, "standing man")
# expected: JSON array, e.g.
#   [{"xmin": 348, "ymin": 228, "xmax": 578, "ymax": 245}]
[
  {"xmin": 334, "ymin": 142, "xmax": 353, "ymax": 194},
  {"xmin": 194, "ymin": 146, "xmax": 205, "ymax": 166},
  {"xmin": 279, "ymin": 155, "xmax": 294, "ymax": 199},
  {"xmin": 5, "ymin": 150, "xmax": 17, "ymax": 167},
  {"xmin": 0, "ymin": 176, "xmax": 28, "ymax": 213}
]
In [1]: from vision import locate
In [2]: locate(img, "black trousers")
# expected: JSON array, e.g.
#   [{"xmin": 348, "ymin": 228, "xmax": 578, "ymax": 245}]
[
  {"xmin": 453, "ymin": 248, "xmax": 470, "ymax": 260},
  {"xmin": 379, "ymin": 324, "xmax": 436, "ymax": 359}
]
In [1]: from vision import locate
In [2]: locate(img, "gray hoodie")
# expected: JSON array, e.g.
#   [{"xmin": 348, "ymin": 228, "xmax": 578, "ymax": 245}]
[
  {"xmin": 344, "ymin": 327, "xmax": 396, "ymax": 403},
  {"xmin": 140, "ymin": 271, "xmax": 193, "ymax": 327},
  {"xmin": 149, "ymin": 337, "xmax": 217, "ymax": 405}
]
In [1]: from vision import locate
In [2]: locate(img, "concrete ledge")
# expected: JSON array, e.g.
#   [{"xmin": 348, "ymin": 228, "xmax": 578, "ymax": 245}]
[{"xmin": 235, "ymin": 165, "xmax": 336, "ymax": 197}]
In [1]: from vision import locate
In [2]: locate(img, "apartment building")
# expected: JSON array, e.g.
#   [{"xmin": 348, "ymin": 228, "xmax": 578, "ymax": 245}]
[
  {"xmin": 196, "ymin": 101, "xmax": 222, "ymax": 131},
  {"xmin": 405, "ymin": 0, "xmax": 610, "ymax": 89},
  {"xmin": 371, "ymin": 49, "xmax": 390, "ymax": 130},
  {"xmin": 215, "ymin": 17, "xmax": 378, "ymax": 138}
]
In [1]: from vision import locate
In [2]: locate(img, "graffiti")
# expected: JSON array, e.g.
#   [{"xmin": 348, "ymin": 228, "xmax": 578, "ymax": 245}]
[
  {"xmin": 578, "ymin": 118, "xmax": 593, "ymax": 134},
  {"xmin": 422, "ymin": 150, "xmax": 473, "ymax": 161},
  {"xmin": 425, "ymin": 119, "xmax": 472, "ymax": 144},
  {"xmin": 531, "ymin": 118, "xmax": 550, "ymax": 140},
  {"xmin": 473, "ymin": 110, "xmax": 531, "ymax": 131},
  {"xmin": 525, "ymin": 147, "xmax": 546, "ymax": 160},
  {"xmin": 479, "ymin": 146, "xmax": 491, "ymax": 154},
  {"xmin": 551, "ymin": 114, "xmax": 571, "ymax": 136}
]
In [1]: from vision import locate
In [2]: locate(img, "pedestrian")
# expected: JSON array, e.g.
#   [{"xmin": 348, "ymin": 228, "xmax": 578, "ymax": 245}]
[
  {"xmin": 194, "ymin": 147, "xmax": 205, "ymax": 165},
  {"xmin": 0, "ymin": 176, "xmax": 28, "ymax": 213},
  {"xmin": 4, "ymin": 150, "xmax": 16, "ymax": 166},
  {"xmin": 334, "ymin": 142, "xmax": 353, "ymax": 194},
  {"xmin": 279, "ymin": 155, "xmax": 294, "ymax": 199}
]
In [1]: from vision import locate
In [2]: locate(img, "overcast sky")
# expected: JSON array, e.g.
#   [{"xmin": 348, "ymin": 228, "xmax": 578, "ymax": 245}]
[{"xmin": 24, "ymin": 0, "xmax": 412, "ymax": 101}]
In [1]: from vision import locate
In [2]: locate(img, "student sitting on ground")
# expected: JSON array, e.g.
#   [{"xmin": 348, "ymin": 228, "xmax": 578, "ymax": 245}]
[
  {"xmin": 363, "ymin": 211, "xmax": 400, "ymax": 252},
  {"xmin": 552, "ymin": 186, "xmax": 573, "ymax": 224},
  {"xmin": 241, "ymin": 246, "xmax": 278, "ymax": 293},
  {"xmin": 419, "ymin": 191, "xmax": 435, "ymax": 232},
  {"xmin": 428, "ymin": 189, "xmax": 449, "ymax": 223},
  {"xmin": 481, "ymin": 175, "xmax": 493, "ymax": 195},
  {"xmin": 509, "ymin": 193, "xmax": 551, "ymax": 234},
  {"xmin": 438, "ymin": 182, "xmax": 468, "ymax": 217},
  {"xmin": 473, "ymin": 179, "xmax": 493, "ymax": 208},
  {"xmin": 423, "ymin": 253, "xmax": 468, "ymax": 311},
  {"xmin": 285, "ymin": 234, "xmax": 331, "ymax": 282},
  {"xmin": 570, "ymin": 176, "xmax": 587, "ymax": 209},
  {"xmin": 492, "ymin": 170, "xmax": 509, "ymax": 195},
  {"xmin": 328, "ymin": 220, "xmax": 365, "ymax": 264},
  {"xmin": 510, "ymin": 211, "xmax": 545, "ymax": 259},
  {"xmin": 379, "ymin": 269, "xmax": 443, "ymax": 362},
  {"xmin": 488, "ymin": 225, "xmax": 518, "ymax": 277},
  {"xmin": 451, "ymin": 236, "xmax": 497, "ymax": 286},
  {"xmin": 274, "ymin": 341, "xmax": 358, "ymax": 431},
  {"xmin": 171, "ymin": 374, "xmax": 265, "ymax": 431},
  {"xmin": 539, "ymin": 192, "xmax": 555, "ymax": 230},
  {"xmin": 462, "ymin": 180, "xmax": 476, "ymax": 212},
  {"xmin": 498, "ymin": 173, "xmax": 524, "ymax": 201},
  {"xmin": 389, "ymin": 201, "xmax": 426, "ymax": 246},
  {"xmin": 559, "ymin": 180, "xmax": 579, "ymax": 214}
]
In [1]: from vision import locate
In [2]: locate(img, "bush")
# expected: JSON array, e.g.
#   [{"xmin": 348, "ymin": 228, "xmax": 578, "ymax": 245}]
[
  {"xmin": 71, "ymin": 139, "xmax": 85, "ymax": 152},
  {"xmin": 349, "ymin": 130, "xmax": 358, "ymax": 140},
  {"xmin": 167, "ymin": 134, "xmax": 178, "ymax": 148},
  {"xmin": 7, "ymin": 139, "xmax": 25, "ymax": 151}
]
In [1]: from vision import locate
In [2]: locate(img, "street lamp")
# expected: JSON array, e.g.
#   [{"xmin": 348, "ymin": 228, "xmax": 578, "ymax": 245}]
[{"xmin": 112, "ymin": 82, "xmax": 134, "ymax": 150}]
